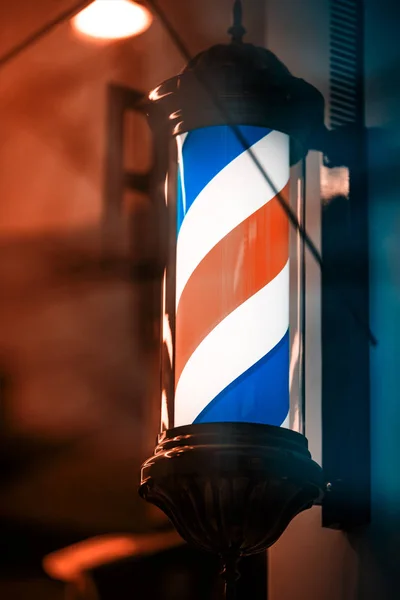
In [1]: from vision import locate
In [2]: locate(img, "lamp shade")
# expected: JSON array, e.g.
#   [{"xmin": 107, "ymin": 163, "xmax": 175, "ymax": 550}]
[{"xmin": 72, "ymin": 0, "xmax": 152, "ymax": 40}]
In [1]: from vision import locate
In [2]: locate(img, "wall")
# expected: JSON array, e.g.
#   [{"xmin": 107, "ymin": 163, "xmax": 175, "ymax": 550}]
[
  {"xmin": 270, "ymin": 1, "xmax": 400, "ymax": 600},
  {"xmin": 0, "ymin": 0, "xmax": 165, "ymax": 535},
  {"xmin": 358, "ymin": 0, "xmax": 400, "ymax": 597},
  {"xmin": 267, "ymin": 1, "xmax": 359, "ymax": 598},
  {"xmin": 0, "ymin": 0, "xmax": 266, "ymax": 531},
  {"xmin": 0, "ymin": 0, "xmax": 267, "ymax": 595}
]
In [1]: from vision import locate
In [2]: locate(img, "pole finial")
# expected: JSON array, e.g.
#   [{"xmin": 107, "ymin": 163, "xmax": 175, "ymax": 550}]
[{"xmin": 228, "ymin": 0, "xmax": 246, "ymax": 43}]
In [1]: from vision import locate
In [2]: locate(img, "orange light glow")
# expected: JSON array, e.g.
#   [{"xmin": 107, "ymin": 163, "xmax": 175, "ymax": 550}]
[
  {"xmin": 43, "ymin": 531, "xmax": 183, "ymax": 581},
  {"xmin": 72, "ymin": 0, "xmax": 152, "ymax": 41}
]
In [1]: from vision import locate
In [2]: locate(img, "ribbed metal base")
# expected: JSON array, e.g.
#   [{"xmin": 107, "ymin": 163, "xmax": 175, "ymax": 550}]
[{"xmin": 139, "ymin": 423, "xmax": 324, "ymax": 575}]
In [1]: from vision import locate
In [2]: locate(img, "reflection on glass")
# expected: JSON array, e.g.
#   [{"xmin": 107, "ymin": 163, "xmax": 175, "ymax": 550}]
[{"xmin": 288, "ymin": 169, "xmax": 306, "ymax": 434}]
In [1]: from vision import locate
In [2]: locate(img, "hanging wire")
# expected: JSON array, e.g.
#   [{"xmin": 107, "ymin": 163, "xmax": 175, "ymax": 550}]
[
  {"xmin": 145, "ymin": 0, "xmax": 377, "ymax": 347},
  {"xmin": 0, "ymin": 0, "xmax": 91, "ymax": 70},
  {"xmin": 0, "ymin": 0, "xmax": 377, "ymax": 346}
]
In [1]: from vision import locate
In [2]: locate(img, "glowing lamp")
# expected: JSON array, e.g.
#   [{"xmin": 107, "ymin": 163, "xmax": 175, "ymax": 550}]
[
  {"xmin": 140, "ymin": 8, "xmax": 326, "ymax": 598},
  {"xmin": 72, "ymin": 0, "xmax": 152, "ymax": 40}
]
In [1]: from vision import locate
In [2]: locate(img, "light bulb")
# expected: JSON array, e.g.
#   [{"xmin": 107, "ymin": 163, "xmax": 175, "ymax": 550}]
[{"xmin": 72, "ymin": 0, "xmax": 152, "ymax": 41}]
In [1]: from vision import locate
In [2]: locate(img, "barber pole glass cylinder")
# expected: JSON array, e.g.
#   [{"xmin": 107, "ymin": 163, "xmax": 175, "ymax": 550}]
[
  {"xmin": 160, "ymin": 124, "xmax": 305, "ymax": 434},
  {"xmin": 141, "ymin": 44, "xmax": 325, "ymax": 580}
]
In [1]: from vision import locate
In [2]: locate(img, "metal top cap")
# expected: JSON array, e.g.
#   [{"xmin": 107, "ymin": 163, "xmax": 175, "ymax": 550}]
[{"xmin": 148, "ymin": 42, "xmax": 326, "ymax": 163}]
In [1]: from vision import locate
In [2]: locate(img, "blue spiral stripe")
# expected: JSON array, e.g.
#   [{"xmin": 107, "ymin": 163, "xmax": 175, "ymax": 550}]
[
  {"xmin": 193, "ymin": 331, "xmax": 289, "ymax": 426},
  {"xmin": 177, "ymin": 125, "xmax": 271, "ymax": 234}
]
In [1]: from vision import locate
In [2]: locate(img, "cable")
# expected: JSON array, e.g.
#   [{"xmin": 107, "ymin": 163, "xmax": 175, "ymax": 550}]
[
  {"xmin": 0, "ymin": 0, "xmax": 91, "ymax": 70},
  {"xmin": 0, "ymin": 0, "xmax": 377, "ymax": 345},
  {"xmin": 147, "ymin": 1, "xmax": 321, "ymax": 262},
  {"xmin": 145, "ymin": 0, "xmax": 377, "ymax": 347}
]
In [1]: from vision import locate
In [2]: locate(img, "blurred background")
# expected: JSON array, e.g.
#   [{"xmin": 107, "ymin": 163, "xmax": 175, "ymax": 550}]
[
  {"xmin": 0, "ymin": 0, "xmax": 268, "ymax": 597},
  {"xmin": 1, "ymin": 0, "xmax": 400, "ymax": 599}
]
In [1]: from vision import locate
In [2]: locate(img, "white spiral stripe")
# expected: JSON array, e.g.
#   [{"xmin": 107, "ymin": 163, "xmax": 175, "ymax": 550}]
[
  {"xmin": 174, "ymin": 262, "xmax": 289, "ymax": 427},
  {"xmin": 175, "ymin": 130, "xmax": 289, "ymax": 309}
]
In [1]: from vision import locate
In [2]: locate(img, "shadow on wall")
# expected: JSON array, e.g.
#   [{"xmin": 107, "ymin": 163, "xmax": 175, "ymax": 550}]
[{"xmin": 0, "ymin": 221, "xmax": 164, "ymax": 535}]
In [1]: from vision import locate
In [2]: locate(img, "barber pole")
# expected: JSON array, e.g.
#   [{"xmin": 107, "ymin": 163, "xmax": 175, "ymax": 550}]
[
  {"xmin": 172, "ymin": 125, "xmax": 290, "ymax": 427},
  {"xmin": 140, "ymin": 24, "xmax": 326, "ymax": 587}
]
